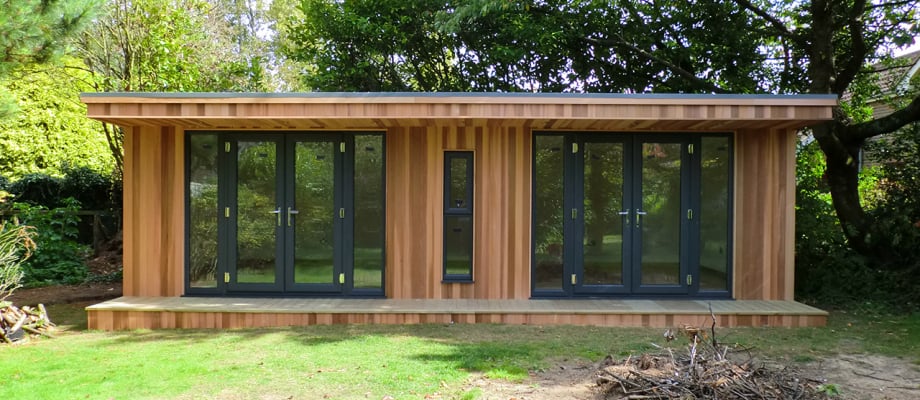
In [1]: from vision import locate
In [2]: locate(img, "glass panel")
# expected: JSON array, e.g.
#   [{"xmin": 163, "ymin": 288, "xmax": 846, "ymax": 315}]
[
  {"xmin": 353, "ymin": 135, "xmax": 384, "ymax": 289},
  {"xmin": 293, "ymin": 141, "xmax": 336, "ymax": 284},
  {"xmin": 236, "ymin": 141, "xmax": 278, "ymax": 283},
  {"xmin": 699, "ymin": 137, "xmax": 730, "ymax": 291},
  {"xmin": 188, "ymin": 134, "xmax": 218, "ymax": 288},
  {"xmin": 449, "ymin": 156, "xmax": 468, "ymax": 209},
  {"xmin": 444, "ymin": 216, "xmax": 472, "ymax": 276},
  {"xmin": 639, "ymin": 142, "xmax": 681, "ymax": 285},
  {"xmin": 583, "ymin": 142, "xmax": 624, "ymax": 285},
  {"xmin": 533, "ymin": 136, "xmax": 564, "ymax": 290}
]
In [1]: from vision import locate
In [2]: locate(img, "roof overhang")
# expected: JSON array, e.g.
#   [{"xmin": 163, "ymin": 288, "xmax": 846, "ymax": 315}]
[{"xmin": 81, "ymin": 92, "xmax": 837, "ymax": 132}]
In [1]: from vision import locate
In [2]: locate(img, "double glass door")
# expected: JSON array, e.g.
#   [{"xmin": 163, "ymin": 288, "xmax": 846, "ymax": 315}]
[
  {"xmin": 533, "ymin": 133, "xmax": 732, "ymax": 297},
  {"xmin": 187, "ymin": 132, "xmax": 385, "ymax": 296}
]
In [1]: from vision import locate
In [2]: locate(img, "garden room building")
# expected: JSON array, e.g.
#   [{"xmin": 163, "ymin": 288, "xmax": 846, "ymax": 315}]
[{"xmin": 81, "ymin": 92, "xmax": 834, "ymax": 330}]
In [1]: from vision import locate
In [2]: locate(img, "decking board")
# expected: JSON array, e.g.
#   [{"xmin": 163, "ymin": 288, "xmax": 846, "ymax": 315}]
[{"xmin": 86, "ymin": 297, "xmax": 827, "ymax": 330}]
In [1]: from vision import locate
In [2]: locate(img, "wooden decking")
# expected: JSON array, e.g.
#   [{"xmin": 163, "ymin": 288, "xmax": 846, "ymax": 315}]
[{"xmin": 86, "ymin": 297, "xmax": 827, "ymax": 330}]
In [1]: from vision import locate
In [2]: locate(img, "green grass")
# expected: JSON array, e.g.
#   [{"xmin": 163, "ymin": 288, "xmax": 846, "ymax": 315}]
[{"xmin": 2, "ymin": 306, "xmax": 919, "ymax": 399}]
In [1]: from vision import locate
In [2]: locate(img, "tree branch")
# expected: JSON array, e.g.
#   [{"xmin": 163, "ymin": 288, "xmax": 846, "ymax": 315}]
[
  {"xmin": 583, "ymin": 37, "xmax": 728, "ymax": 93},
  {"xmin": 833, "ymin": 0, "xmax": 869, "ymax": 94},
  {"xmin": 731, "ymin": 0, "xmax": 805, "ymax": 46},
  {"xmin": 847, "ymin": 94, "xmax": 920, "ymax": 140},
  {"xmin": 869, "ymin": 0, "xmax": 917, "ymax": 10}
]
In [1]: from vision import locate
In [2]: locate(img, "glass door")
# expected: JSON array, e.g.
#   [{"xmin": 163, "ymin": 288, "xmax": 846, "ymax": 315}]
[
  {"xmin": 226, "ymin": 135, "xmax": 342, "ymax": 293},
  {"xmin": 227, "ymin": 136, "xmax": 285, "ymax": 292},
  {"xmin": 284, "ymin": 136, "xmax": 342, "ymax": 293},
  {"xmin": 631, "ymin": 139, "xmax": 689, "ymax": 294},
  {"xmin": 533, "ymin": 133, "xmax": 711, "ymax": 297},
  {"xmin": 572, "ymin": 139, "xmax": 630, "ymax": 295}
]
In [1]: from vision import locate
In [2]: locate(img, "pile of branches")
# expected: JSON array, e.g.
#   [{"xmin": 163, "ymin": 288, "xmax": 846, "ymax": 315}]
[
  {"xmin": 0, "ymin": 302, "xmax": 55, "ymax": 343},
  {"xmin": 596, "ymin": 314, "xmax": 828, "ymax": 399}
]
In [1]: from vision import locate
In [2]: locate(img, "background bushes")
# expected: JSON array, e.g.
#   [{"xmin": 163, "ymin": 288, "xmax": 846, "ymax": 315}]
[
  {"xmin": 6, "ymin": 166, "xmax": 120, "ymax": 210},
  {"xmin": 795, "ymin": 124, "xmax": 920, "ymax": 311},
  {"xmin": 0, "ymin": 167, "xmax": 120, "ymax": 287}
]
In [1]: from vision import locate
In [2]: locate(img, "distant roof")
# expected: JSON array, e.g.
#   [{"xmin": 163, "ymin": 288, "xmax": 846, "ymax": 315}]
[{"xmin": 874, "ymin": 50, "xmax": 920, "ymax": 96}]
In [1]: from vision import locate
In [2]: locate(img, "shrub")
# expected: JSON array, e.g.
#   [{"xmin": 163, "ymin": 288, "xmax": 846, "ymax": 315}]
[
  {"xmin": 6, "ymin": 168, "xmax": 120, "ymax": 211},
  {"xmin": 0, "ymin": 220, "xmax": 36, "ymax": 300},
  {"xmin": 6, "ymin": 173, "xmax": 62, "ymax": 207},
  {"xmin": 11, "ymin": 199, "xmax": 89, "ymax": 286},
  {"xmin": 60, "ymin": 166, "xmax": 120, "ymax": 211}
]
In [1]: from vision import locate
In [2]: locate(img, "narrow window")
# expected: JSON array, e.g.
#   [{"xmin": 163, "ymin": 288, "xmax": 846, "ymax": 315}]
[
  {"xmin": 698, "ymin": 136, "xmax": 732, "ymax": 292},
  {"xmin": 188, "ymin": 133, "xmax": 219, "ymax": 289},
  {"xmin": 443, "ymin": 151, "xmax": 473, "ymax": 282}
]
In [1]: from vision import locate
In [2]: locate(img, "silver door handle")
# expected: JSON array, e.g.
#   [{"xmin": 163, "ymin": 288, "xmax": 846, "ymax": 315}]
[
  {"xmin": 636, "ymin": 210, "xmax": 648, "ymax": 227},
  {"xmin": 287, "ymin": 207, "xmax": 299, "ymax": 226},
  {"xmin": 269, "ymin": 208, "xmax": 282, "ymax": 226},
  {"xmin": 618, "ymin": 209, "xmax": 630, "ymax": 225}
]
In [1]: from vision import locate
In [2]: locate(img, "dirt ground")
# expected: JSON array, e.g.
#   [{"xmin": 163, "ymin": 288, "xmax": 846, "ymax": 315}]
[
  {"xmin": 5, "ymin": 282, "xmax": 122, "ymax": 306},
  {"xmin": 465, "ymin": 354, "xmax": 920, "ymax": 400}
]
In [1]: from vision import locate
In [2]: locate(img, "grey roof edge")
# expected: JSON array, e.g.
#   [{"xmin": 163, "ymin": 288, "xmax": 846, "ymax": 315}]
[{"xmin": 80, "ymin": 91, "xmax": 838, "ymax": 100}]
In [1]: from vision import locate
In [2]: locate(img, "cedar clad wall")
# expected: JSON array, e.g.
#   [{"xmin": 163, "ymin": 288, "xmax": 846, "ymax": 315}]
[
  {"xmin": 94, "ymin": 94, "xmax": 832, "ymax": 301},
  {"xmin": 386, "ymin": 125, "xmax": 531, "ymax": 299},
  {"xmin": 734, "ymin": 128, "xmax": 797, "ymax": 301},
  {"xmin": 121, "ymin": 123, "xmax": 794, "ymax": 301},
  {"xmin": 122, "ymin": 126, "xmax": 185, "ymax": 297}
]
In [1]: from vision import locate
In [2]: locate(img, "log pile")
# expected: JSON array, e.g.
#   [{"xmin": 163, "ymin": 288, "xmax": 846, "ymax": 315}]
[
  {"xmin": 596, "ymin": 319, "xmax": 829, "ymax": 399},
  {"xmin": 0, "ymin": 302, "xmax": 55, "ymax": 343}
]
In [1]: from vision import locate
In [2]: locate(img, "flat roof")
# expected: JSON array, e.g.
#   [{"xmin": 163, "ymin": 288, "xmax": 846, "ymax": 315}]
[{"xmin": 81, "ymin": 92, "xmax": 836, "ymax": 131}]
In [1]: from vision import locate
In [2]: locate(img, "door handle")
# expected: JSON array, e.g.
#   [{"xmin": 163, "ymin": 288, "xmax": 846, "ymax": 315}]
[
  {"xmin": 635, "ymin": 210, "xmax": 648, "ymax": 227},
  {"xmin": 287, "ymin": 207, "xmax": 299, "ymax": 227},
  {"xmin": 269, "ymin": 208, "xmax": 282, "ymax": 226},
  {"xmin": 618, "ymin": 209, "xmax": 630, "ymax": 225}
]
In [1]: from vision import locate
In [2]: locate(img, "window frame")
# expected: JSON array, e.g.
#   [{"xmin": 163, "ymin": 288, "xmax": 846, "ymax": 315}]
[{"xmin": 442, "ymin": 151, "xmax": 475, "ymax": 282}]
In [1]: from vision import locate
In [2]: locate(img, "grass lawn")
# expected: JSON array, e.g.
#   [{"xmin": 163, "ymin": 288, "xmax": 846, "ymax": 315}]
[{"xmin": 1, "ymin": 304, "xmax": 918, "ymax": 399}]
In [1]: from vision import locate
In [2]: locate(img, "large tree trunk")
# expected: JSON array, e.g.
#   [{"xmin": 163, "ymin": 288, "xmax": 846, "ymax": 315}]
[{"xmin": 812, "ymin": 121, "xmax": 872, "ymax": 254}]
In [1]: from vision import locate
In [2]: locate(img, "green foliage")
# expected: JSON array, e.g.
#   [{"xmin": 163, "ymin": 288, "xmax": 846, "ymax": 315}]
[
  {"xmin": 0, "ymin": 220, "xmax": 36, "ymax": 300},
  {"xmin": 284, "ymin": 0, "xmax": 466, "ymax": 91},
  {"xmin": 0, "ymin": 0, "xmax": 99, "ymax": 117},
  {"xmin": 5, "ymin": 167, "xmax": 120, "ymax": 211},
  {"xmin": 10, "ymin": 199, "xmax": 89, "ymax": 286},
  {"xmin": 796, "ymin": 123, "xmax": 920, "ymax": 310},
  {"xmin": 0, "ymin": 59, "xmax": 112, "ymax": 178}
]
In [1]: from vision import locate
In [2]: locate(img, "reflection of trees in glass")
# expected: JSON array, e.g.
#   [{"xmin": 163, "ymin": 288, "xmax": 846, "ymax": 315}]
[
  {"xmin": 584, "ymin": 143, "xmax": 622, "ymax": 255},
  {"xmin": 189, "ymin": 134, "xmax": 218, "ymax": 287},
  {"xmin": 353, "ymin": 135, "xmax": 384, "ymax": 289},
  {"xmin": 236, "ymin": 142, "xmax": 277, "ymax": 281},
  {"xmin": 699, "ymin": 137, "xmax": 729, "ymax": 290},
  {"xmin": 533, "ymin": 135, "xmax": 564, "ymax": 289},
  {"xmin": 641, "ymin": 143, "xmax": 681, "ymax": 253}
]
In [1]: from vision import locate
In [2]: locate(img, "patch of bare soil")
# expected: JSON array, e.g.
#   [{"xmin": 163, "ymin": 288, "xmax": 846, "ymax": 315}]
[
  {"xmin": 4, "ymin": 233, "xmax": 123, "ymax": 308},
  {"xmin": 466, "ymin": 354, "xmax": 920, "ymax": 400},
  {"xmin": 5, "ymin": 282, "xmax": 122, "ymax": 307},
  {"xmin": 804, "ymin": 354, "xmax": 920, "ymax": 400}
]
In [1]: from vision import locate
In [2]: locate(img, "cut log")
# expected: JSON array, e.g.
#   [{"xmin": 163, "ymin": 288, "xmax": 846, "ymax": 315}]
[{"xmin": 0, "ymin": 302, "xmax": 55, "ymax": 344}]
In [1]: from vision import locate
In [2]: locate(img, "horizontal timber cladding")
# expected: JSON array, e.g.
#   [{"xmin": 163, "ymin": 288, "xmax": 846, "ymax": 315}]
[
  {"xmin": 733, "ymin": 128, "xmax": 797, "ymax": 300},
  {"xmin": 86, "ymin": 311, "xmax": 826, "ymax": 330},
  {"xmin": 123, "ymin": 125, "xmax": 185, "ymax": 297},
  {"xmin": 386, "ymin": 124, "xmax": 532, "ymax": 299}
]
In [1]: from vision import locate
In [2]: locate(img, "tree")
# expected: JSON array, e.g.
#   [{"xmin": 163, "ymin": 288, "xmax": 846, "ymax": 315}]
[
  {"xmin": 285, "ymin": 0, "xmax": 920, "ymax": 259},
  {"xmin": 282, "ymin": 0, "xmax": 467, "ymax": 91},
  {"xmin": 0, "ymin": 57, "xmax": 113, "ymax": 178},
  {"xmin": 75, "ymin": 0, "xmax": 275, "ymax": 175},
  {"xmin": 0, "ymin": 0, "xmax": 98, "ymax": 118}
]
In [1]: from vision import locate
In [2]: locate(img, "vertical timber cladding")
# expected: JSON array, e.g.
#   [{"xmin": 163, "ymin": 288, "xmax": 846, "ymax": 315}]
[
  {"xmin": 123, "ymin": 125, "xmax": 185, "ymax": 297},
  {"xmin": 386, "ymin": 123, "xmax": 532, "ymax": 299},
  {"xmin": 734, "ymin": 128, "xmax": 796, "ymax": 301}
]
